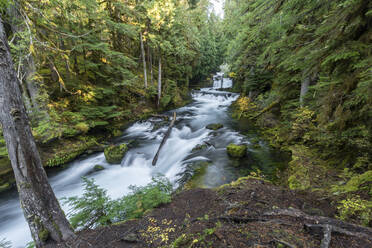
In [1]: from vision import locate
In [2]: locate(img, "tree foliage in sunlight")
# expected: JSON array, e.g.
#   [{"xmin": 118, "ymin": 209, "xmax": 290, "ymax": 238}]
[{"xmin": 0, "ymin": 0, "xmax": 224, "ymax": 177}]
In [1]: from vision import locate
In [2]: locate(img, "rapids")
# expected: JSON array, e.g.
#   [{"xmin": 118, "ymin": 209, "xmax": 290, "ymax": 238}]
[{"xmin": 0, "ymin": 75, "xmax": 286, "ymax": 247}]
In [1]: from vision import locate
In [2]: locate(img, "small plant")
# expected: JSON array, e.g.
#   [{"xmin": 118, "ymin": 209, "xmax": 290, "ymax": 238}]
[
  {"xmin": 64, "ymin": 175, "xmax": 172, "ymax": 230},
  {"xmin": 337, "ymin": 196, "xmax": 371, "ymax": 226}
]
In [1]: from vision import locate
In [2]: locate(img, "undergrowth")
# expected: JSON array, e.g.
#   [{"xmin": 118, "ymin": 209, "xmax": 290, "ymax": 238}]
[{"xmin": 63, "ymin": 175, "xmax": 172, "ymax": 230}]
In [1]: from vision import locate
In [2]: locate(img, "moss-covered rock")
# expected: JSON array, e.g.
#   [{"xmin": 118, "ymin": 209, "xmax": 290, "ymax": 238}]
[
  {"xmin": 104, "ymin": 144, "xmax": 128, "ymax": 164},
  {"xmin": 226, "ymin": 143, "xmax": 247, "ymax": 158},
  {"xmin": 184, "ymin": 161, "xmax": 212, "ymax": 189},
  {"xmin": 206, "ymin": 123, "xmax": 223, "ymax": 130},
  {"xmin": 191, "ymin": 144, "xmax": 208, "ymax": 152},
  {"xmin": 93, "ymin": 165, "xmax": 105, "ymax": 171}
]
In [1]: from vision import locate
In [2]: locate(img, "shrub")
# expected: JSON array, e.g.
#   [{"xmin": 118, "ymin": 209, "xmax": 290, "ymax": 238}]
[
  {"xmin": 337, "ymin": 196, "xmax": 372, "ymax": 226},
  {"xmin": 75, "ymin": 122, "xmax": 90, "ymax": 133},
  {"xmin": 64, "ymin": 175, "xmax": 172, "ymax": 230}
]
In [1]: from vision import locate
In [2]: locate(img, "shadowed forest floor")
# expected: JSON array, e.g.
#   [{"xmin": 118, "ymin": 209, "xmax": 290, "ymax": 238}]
[{"xmin": 47, "ymin": 177, "xmax": 372, "ymax": 248}]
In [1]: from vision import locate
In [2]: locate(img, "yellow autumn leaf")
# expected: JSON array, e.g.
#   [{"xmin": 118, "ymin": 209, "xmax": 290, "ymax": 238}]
[{"xmin": 29, "ymin": 44, "xmax": 35, "ymax": 55}]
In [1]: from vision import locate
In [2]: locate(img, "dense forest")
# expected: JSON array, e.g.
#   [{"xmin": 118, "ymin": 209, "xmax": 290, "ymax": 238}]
[
  {"xmin": 0, "ymin": 0, "xmax": 371, "ymax": 247},
  {"xmin": 0, "ymin": 0, "xmax": 223, "ymax": 189},
  {"xmin": 224, "ymin": 0, "xmax": 371, "ymax": 226}
]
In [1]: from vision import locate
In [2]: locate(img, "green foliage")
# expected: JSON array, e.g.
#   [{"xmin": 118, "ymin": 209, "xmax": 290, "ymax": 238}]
[
  {"xmin": 224, "ymin": 0, "xmax": 372, "ymax": 226},
  {"xmin": 64, "ymin": 175, "xmax": 172, "ymax": 230},
  {"xmin": 1, "ymin": 0, "xmax": 223, "ymax": 166},
  {"xmin": 337, "ymin": 196, "xmax": 372, "ymax": 226}
]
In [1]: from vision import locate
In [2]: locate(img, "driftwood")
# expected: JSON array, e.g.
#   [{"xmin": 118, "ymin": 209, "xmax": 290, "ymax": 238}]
[{"xmin": 152, "ymin": 112, "xmax": 177, "ymax": 166}]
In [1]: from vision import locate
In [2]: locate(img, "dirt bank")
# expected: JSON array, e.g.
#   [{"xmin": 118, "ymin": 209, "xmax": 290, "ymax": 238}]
[{"xmin": 48, "ymin": 177, "xmax": 372, "ymax": 248}]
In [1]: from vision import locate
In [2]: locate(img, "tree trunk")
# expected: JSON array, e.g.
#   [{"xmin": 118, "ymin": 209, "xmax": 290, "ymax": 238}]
[
  {"xmin": 157, "ymin": 56, "xmax": 162, "ymax": 107},
  {"xmin": 300, "ymin": 76, "xmax": 310, "ymax": 107},
  {"xmin": 0, "ymin": 18, "xmax": 75, "ymax": 247},
  {"xmin": 7, "ymin": 2, "xmax": 42, "ymax": 113},
  {"xmin": 140, "ymin": 32, "xmax": 147, "ymax": 88},
  {"xmin": 152, "ymin": 112, "xmax": 176, "ymax": 166},
  {"xmin": 149, "ymin": 48, "xmax": 153, "ymax": 85}
]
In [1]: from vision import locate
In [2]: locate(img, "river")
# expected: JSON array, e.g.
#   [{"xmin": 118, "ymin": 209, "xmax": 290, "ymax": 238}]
[{"xmin": 0, "ymin": 74, "xmax": 287, "ymax": 247}]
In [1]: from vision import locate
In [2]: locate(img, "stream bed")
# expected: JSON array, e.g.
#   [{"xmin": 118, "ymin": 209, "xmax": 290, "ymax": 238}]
[{"xmin": 0, "ymin": 77, "xmax": 288, "ymax": 247}]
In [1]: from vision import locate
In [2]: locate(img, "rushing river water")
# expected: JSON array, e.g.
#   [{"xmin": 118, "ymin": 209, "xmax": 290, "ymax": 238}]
[{"xmin": 0, "ymin": 75, "xmax": 287, "ymax": 247}]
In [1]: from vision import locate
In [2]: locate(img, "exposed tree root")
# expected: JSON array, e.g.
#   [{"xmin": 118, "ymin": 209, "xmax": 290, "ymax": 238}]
[{"xmin": 264, "ymin": 208, "xmax": 372, "ymax": 246}]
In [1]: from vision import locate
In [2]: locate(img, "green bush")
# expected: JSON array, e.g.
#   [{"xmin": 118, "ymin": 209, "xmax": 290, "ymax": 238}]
[{"xmin": 64, "ymin": 175, "xmax": 172, "ymax": 230}]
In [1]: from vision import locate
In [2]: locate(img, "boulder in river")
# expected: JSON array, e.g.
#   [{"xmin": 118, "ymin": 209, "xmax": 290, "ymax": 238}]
[
  {"xmin": 206, "ymin": 123, "xmax": 223, "ymax": 130},
  {"xmin": 226, "ymin": 143, "xmax": 247, "ymax": 158},
  {"xmin": 104, "ymin": 144, "xmax": 128, "ymax": 164},
  {"xmin": 93, "ymin": 164, "xmax": 105, "ymax": 171},
  {"xmin": 191, "ymin": 144, "xmax": 208, "ymax": 152}
]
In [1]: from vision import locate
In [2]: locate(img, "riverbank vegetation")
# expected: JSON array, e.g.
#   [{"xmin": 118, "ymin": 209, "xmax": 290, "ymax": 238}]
[
  {"xmin": 0, "ymin": 0, "xmax": 224, "ymax": 191},
  {"xmin": 224, "ymin": 0, "xmax": 371, "ymax": 226}
]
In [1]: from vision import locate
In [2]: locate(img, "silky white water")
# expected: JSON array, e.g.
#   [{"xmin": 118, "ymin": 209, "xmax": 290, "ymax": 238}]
[{"xmin": 0, "ymin": 77, "xmax": 245, "ymax": 247}]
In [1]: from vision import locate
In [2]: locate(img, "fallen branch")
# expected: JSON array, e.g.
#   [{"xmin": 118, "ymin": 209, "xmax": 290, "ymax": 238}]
[
  {"xmin": 152, "ymin": 112, "xmax": 176, "ymax": 166},
  {"xmin": 203, "ymin": 141, "xmax": 215, "ymax": 148},
  {"xmin": 252, "ymin": 100, "xmax": 280, "ymax": 119},
  {"xmin": 272, "ymin": 238, "xmax": 297, "ymax": 248}
]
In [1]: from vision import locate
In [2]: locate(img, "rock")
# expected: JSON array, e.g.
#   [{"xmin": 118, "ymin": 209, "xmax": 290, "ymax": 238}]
[
  {"xmin": 226, "ymin": 143, "xmax": 247, "ymax": 158},
  {"xmin": 206, "ymin": 123, "xmax": 223, "ymax": 130},
  {"xmin": 191, "ymin": 144, "xmax": 208, "ymax": 152},
  {"xmin": 93, "ymin": 164, "xmax": 105, "ymax": 171},
  {"xmin": 121, "ymin": 233, "xmax": 139, "ymax": 243},
  {"xmin": 104, "ymin": 144, "xmax": 128, "ymax": 164}
]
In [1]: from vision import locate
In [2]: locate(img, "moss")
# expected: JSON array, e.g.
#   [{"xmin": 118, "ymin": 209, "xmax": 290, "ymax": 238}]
[
  {"xmin": 206, "ymin": 123, "xmax": 223, "ymax": 130},
  {"xmin": 93, "ymin": 164, "xmax": 105, "ymax": 171},
  {"xmin": 191, "ymin": 144, "xmax": 208, "ymax": 152},
  {"xmin": 46, "ymin": 136, "xmax": 98, "ymax": 167},
  {"xmin": 104, "ymin": 144, "xmax": 128, "ymax": 164},
  {"xmin": 184, "ymin": 161, "xmax": 212, "ymax": 189},
  {"xmin": 217, "ymin": 176, "xmax": 269, "ymax": 191},
  {"xmin": 226, "ymin": 143, "xmax": 247, "ymax": 158},
  {"xmin": 38, "ymin": 229, "xmax": 49, "ymax": 242},
  {"xmin": 75, "ymin": 122, "xmax": 90, "ymax": 133},
  {"xmin": 172, "ymin": 234, "xmax": 192, "ymax": 247}
]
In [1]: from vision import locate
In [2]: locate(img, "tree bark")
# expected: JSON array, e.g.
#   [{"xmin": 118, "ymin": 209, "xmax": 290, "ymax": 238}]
[
  {"xmin": 140, "ymin": 32, "xmax": 147, "ymax": 88},
  {"xmin": 149, "ymin": 48, "xmax": 153, "ymax": 85},
  {"xmin": 300, "ymin": 76, "xmax": 310, "ymax": 107},
  {"xmin": 157, "ymin": 55, "xmax": 162, "ymax": 107},
  {"xmin": 0, "ymin": 18, "xmax": 75, "ymax": 247}
]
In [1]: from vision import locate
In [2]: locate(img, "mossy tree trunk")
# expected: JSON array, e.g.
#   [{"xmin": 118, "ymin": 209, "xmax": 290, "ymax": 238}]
[{"xmin": 0, "ymin": 18, "xmax": 75, "ymax": 247}]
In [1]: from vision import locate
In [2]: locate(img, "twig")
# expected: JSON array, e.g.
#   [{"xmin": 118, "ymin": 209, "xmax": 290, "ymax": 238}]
[{"xmin": 272, "ymin": 238, "xmax": 297, "ymax": 248}]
